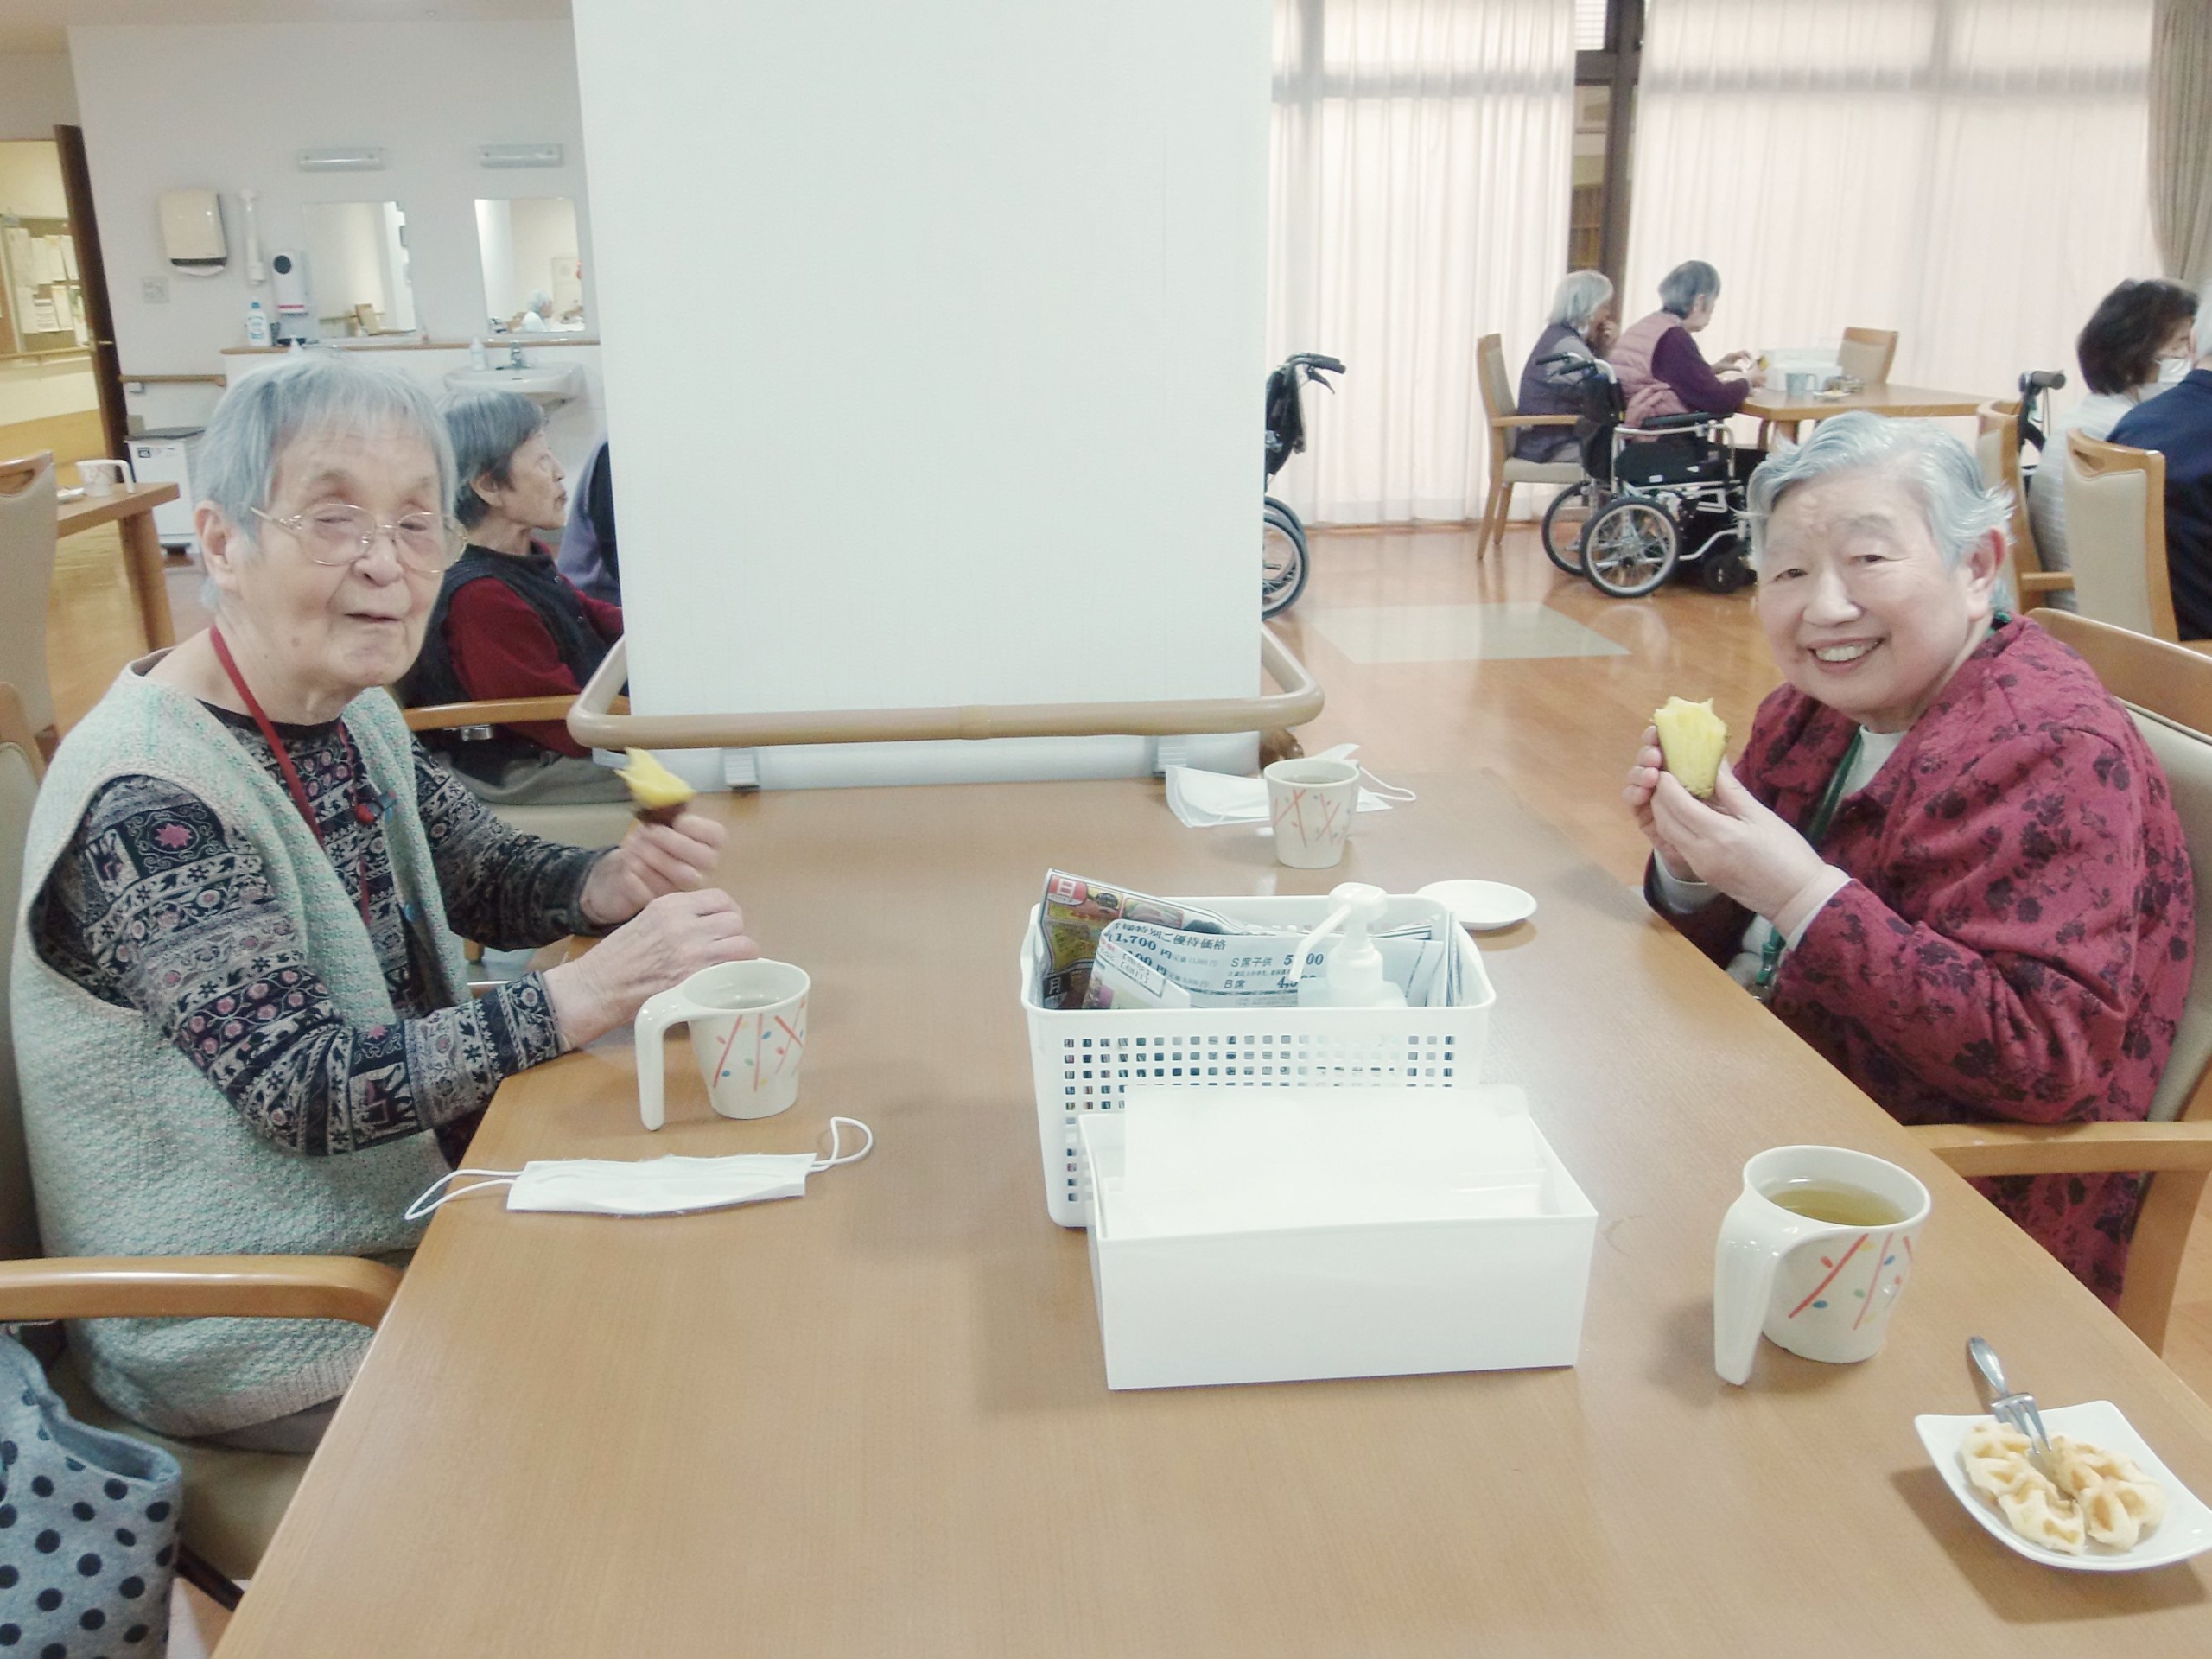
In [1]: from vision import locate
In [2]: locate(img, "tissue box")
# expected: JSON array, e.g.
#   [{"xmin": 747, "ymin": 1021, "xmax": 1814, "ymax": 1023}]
[{"xmin": 1079, "ymin": 1085, "xmax": 1596, "ymax": 1389}]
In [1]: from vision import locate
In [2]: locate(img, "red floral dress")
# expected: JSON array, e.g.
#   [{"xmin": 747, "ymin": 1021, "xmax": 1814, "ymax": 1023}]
[{"xmin": 1654, "ymin": 618, "xmax": 2194, "ymax": 1305}]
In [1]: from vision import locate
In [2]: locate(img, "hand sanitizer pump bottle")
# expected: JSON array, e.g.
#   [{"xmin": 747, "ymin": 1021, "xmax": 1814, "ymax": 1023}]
[
  {"xmin": 1294, "ymin": 882, "xmax": 1408, "ymax": 1009},
  {"xmin": 245, "ymin": 298, "xmax": 271, "ymax": 348}
]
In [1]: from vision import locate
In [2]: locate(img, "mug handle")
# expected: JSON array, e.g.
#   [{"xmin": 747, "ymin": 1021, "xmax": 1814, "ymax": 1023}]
[
  {"xmin": 1713, "ymin": 1192, "xmax": 1799, "ymax": 1386},
  {"xmin": 633, "ymin": 986, "xmax": 713, "ymax": 1131}
]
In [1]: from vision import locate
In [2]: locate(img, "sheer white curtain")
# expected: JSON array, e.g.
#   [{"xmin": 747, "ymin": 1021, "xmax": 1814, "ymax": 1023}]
[
  {"xmin": 1268, "ymin": 0, "xmax": 1575, "ymax": 524},
  {"xmin": 1625, "ymin": 0, "xmax": 2158, "ymax": 411}
]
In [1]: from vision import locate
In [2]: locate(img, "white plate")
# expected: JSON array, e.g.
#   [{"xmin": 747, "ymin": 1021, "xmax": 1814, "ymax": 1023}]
[
  {"xmin": 1914, "ymin": 1402, "xmax": 2212, "ymax": 1572},
  {"xmin": 1417, "ymin": 880, "xmax": 1536, "ymax": 931}
]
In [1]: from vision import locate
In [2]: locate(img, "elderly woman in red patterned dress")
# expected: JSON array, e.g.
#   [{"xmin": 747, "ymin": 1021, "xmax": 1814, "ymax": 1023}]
[{"xmin": 1623, "ymin": 412, "xmax": 2194, "ymax": 1306}]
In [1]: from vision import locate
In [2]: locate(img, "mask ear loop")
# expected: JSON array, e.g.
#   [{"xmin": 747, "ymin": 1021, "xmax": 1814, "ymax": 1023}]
[
  {"xmin": 1358, "ymin": 766, "xmax": 1418, "ymax": 804},
  {"xmin": 812, "ymin": 1116, "xmax": 874, "ymax": 1171},
  {"xmin": 404, "ymin": 1168, "xmax": 522, "ymax": 1221}
]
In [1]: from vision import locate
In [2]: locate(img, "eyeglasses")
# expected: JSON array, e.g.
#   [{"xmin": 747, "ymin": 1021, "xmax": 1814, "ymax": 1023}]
[{"xmin": 254, "ymin": 504, "xmax": 460, "ymax": 574}]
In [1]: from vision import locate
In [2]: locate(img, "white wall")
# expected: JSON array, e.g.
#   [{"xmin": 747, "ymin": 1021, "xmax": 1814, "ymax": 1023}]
[
  {"xmin": 69, "ymin": 22, "xmax": 595, "ymax": 372},
  {"xmin": 0, "ymin": 54, "xmax": 78, "ymax": 137},
  {"xmin": 571, "ymin": 0, "xmax": 1270, "ymax": 733}
]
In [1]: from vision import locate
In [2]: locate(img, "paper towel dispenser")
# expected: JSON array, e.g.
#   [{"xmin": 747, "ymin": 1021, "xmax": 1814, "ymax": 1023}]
[{"xmin": 158, "ymin": 189, "xmax": 227, "ymax": 274}]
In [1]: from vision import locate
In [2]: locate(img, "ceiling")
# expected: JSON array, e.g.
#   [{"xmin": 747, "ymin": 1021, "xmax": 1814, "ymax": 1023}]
[{"xmin": 0, "ymin": 0, "xmax": 566, "ymax": 54}]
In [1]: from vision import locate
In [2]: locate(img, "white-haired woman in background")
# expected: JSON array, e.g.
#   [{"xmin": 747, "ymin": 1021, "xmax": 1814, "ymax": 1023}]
[
  {"xmin": 14, "ymin": 353, "xmax": 755, "ymax": 1449},
  {"xmin": 1513, "ymin": 269, "xmax": 1616, "ymax": 462},
  {"xmin": 1623, "ymin": 412, "xmax": 2192, "ymax": 1308}
]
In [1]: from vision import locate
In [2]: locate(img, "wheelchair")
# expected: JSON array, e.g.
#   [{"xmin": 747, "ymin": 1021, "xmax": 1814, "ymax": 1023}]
[
  {"xmin": 1262, "ymin": 352, "xmax": 1344, "ymax": 617},
  {"xmin": 1534, "ymin": 352, "xmax": 1756, "ymax": 598}
]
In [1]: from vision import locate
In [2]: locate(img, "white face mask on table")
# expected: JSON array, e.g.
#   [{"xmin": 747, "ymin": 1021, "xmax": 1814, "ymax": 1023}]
[{"xmin": 404, "ymin": 1117, "xmax": 874, "ymax": 1219}]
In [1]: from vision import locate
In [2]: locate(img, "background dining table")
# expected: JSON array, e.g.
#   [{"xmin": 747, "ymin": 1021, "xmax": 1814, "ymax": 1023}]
[
  {"xmin": 55, "ymin": 480, "xmax": 181, "ymax": 650},
  {"xmin": 1741, "ymin": 382, "xmax": 1988, "ymax": 447},
  {"xmin": 216, "ymin": 770, "xmax": 2212, "ymax": 1656}
]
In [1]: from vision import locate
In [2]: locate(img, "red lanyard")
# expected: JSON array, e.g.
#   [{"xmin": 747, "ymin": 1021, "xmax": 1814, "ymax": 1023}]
[{"xmin": 209, "ymin": 624, "xmax": 377, "ymax": 930}]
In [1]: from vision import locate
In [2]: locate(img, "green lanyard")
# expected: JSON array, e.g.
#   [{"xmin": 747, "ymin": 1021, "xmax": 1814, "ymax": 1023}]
[{"xmin": 1752, "ymin": 727, "xmax": 1864, "ymax": 997}]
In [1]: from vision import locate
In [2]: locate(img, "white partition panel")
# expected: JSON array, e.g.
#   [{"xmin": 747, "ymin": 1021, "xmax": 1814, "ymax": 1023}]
[{"xmin": 569, "ymin": 0, "xmax": 1270, "ymax": 779}]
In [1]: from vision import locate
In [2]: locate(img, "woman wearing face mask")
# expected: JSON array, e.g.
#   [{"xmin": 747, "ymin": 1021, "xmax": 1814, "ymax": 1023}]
[
  {"xmin": 401, "ymin": 391, "xmax": 626, "ymax": 804},
  {"xmin": 1624, "ymin": 414, "xmax": 2192, "ymax": 1307},
  {"xmin": 2027, "ymin": 277, "xmax": 2199, "ymax": 578},
  {"xmin": 16, "ymin": 355, "xmax": 756, "ymax": 1449}
]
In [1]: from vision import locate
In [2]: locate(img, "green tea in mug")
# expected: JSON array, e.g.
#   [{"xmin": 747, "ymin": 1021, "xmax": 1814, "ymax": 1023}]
[{"xmin": 1760, "ymin": 1179, "xmax": 1907, "ymax": 1227}]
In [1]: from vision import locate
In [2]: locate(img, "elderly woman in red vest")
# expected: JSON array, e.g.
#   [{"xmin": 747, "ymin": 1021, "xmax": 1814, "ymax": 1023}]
[
  {"xmin": 401, "ymin": 391, "xmax": 626, "ymax": 804},
  {"xmin": 1610, "ymin": 259, "xmax": 1756, "ymax": 427},
  {"xmin": 1624, "ymin": 413, "xmax": 2193, "ymax": 1307}
]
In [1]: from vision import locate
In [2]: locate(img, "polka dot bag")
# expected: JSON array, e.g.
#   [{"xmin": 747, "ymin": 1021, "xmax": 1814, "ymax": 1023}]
[{"xmin": 0, "ymin": 1334, "xmax": 178, "ymax": 1656}]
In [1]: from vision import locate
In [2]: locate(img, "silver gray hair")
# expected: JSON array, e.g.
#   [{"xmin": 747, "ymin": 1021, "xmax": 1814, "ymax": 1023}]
[
  {"xmin": 1657, "ymin": 259, "xmax": 1721, "ymax": 317},
  {"xmin": 1745, "ymin": 412, "xmax": 2012, "ymax": 575},
  {"xmin": 445, "ymin": 390, "xmax": 547, "ymax": 528},
  {"xmin": 1549, "ymin": 269, "xmax": 1615, "ymax": 334},
  {"xmin": 197, "ymin": 351, "xmax": 457, "ymax": 543}
]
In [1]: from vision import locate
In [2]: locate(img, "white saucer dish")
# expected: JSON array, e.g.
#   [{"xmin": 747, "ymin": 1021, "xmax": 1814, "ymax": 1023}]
[
  {"xmin": 1914, "ymin": 1401, "xmax": 2212, "ymax": 1572},
  {"xmin": 1417, "ymin": 880, "xmax": 1537, "ymax": 931}
]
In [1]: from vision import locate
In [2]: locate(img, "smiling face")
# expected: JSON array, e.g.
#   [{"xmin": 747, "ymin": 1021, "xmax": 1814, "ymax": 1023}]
[
  {"xmin": 199, "ymin": 422, "xmax": 447, "ymax": 711},
  {"xmin": 1754, "ymin": 467, "xmax": 2003, "ymax": 733}
]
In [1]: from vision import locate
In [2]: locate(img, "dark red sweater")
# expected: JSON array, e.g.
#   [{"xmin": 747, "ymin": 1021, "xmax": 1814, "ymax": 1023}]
[{"xmin": 445, "ymin": 574, "xmax": 623, "ymax": 758}]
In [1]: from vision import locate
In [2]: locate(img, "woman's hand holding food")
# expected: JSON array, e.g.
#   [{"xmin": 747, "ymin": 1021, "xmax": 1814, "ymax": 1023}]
[
  {"xmin": 546, "ymin": 887, "xmax": 759, "ymax": 1047},
  {"xmin": 579, "ymin": 812, "xmax": 728, "ymax": 925},
  {"xmin": 1624, "ymin": 726, "xmax": 1701, "ymax": 881},
  {"xmin": 1645, "ymin": 760, "xmax": 1839, "ymax": 925}
]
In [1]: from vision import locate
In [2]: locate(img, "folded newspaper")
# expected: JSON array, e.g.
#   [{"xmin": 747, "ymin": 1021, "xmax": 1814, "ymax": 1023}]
[{"xmin": 1035, "ymin": 869, "xmax": 1459, "ymax": 1013}]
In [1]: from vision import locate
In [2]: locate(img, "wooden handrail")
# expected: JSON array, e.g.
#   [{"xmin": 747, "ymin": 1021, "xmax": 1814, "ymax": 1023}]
[
  {"xmin": 565, "ymin": 628, "xmax": 1325, "ymax": 753},
  {"xmin": 0, "ymin": 1254, "xmax": 402, "ymax": 1329},
  {"xmin": 404, "ymin": 693, "xmax": 629, "ymax": 733}
]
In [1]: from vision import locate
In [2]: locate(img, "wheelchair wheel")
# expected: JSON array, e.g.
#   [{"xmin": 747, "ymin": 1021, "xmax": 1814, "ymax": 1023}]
[
  {"xmin": 1540, "ymin": 481, "xmax": 1598, "ymax": 575},
  {"xmin": 1580, "ymin": 497, "xmax": 1678, "ymax": 597},
  {"xmin": 1262, "ymin": 499, "xmax": 1310, "ymax": 617}
]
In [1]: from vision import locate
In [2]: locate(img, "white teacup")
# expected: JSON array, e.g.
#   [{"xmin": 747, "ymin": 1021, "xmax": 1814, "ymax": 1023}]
[
  {"xmin": 635, "ymin": 959, "xmax": 810, "ymax": 1130},
  {"xmin": 1713, "ymin": 1144, "xmax": 1930, "ymax": 1385},
  {"xmin": 77, "ymin": 459, "xmax": 130, "ymax": 498},
  {"xmin": 1264, "ymin": 757, "xmax": 1360, "ymax": 869}
]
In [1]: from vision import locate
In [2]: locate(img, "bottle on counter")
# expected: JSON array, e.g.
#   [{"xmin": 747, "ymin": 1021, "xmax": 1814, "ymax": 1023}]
[
  {"xmin": 245, "ymin": 298, "xmax": 271, "ymax": 348},
  {"xmin": 469, "ymin": 336, "xmax": 489, "ymax": 370}
]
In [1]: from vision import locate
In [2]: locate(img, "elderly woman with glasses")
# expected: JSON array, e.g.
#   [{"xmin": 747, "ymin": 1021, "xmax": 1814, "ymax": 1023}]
[
  {"xmin": 400, "ymin": 390, "xmax": 626, "ymax": 804},
  {"xmin": 15, "ymin": 354, "xmax": 756, "ymax": 1449},
  {"xmin": 1624, "ymin": 413, "xmax": 2193, "ymax": 1306}
]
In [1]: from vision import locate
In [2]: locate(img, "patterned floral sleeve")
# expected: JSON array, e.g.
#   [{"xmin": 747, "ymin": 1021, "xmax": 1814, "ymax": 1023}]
[
  {"xmin": 411, "ymin": 742, "xmax": 613, "ymax": 947},
  {"xmin": 30, "ymin": 775, "xmax": 566, "ymax": 1158},
  {"xmin": 1785, "ymin": 728, "xmax": 2165, "ymax": 1121}
]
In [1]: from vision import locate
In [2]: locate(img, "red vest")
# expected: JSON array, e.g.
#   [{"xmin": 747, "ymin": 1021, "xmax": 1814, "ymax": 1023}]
[{"xmin": 1609, "ymin": 310, "xmax": 1691, "ymax": 425}]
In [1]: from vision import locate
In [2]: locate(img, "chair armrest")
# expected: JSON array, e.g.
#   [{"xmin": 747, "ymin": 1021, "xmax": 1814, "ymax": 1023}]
[
  {"xmin": 0, "ymin": 1255, "xmax": 402, "ymax": 1330},
  {"xmin": 1489, "ymin": 414, "xmax": 1580, "ymax": 429},
  {"xmin": 404, "ymin": 696, "xmax": 575, "ymax": 733},
  {"xmin": 2018, "ymin": 571, "xmax": 2073, "ymax": 594},
  {"xmin": 1906, "ymin": 1121, "xmax": 2212, "ymax": 1178}
]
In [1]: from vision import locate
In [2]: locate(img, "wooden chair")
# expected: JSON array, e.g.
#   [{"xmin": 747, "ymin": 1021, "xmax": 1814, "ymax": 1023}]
[
  {"xmin": 1974, "ymin": 402, "xmax": 2071, "ymax": 612},
  {"xmin": 1475, "ymin": 333, "xmax": 1580, "ymax": 557},
  {"xmin": 0, "ymin": 677, "xmax": 400, "ymax": 1606},
  {"xmin": 1837, "ymin": 327, "xmax": 1897, "ymax": 386},
  {"xmin": 1907, "ymin": 611, "xmax": 2212, "ymax": 1351},
  {"xmin": 2062, "ymin": 430, "xmax": 2212, "ymax": 652},
  {"xmin": 0, "ymin": 452, "xmax": 61, "ymax": 757}
]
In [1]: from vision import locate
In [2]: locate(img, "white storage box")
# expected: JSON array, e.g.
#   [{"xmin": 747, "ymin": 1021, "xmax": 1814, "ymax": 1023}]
[
  {"xmin": 1021, "ymin": 893, "xmax": 1494, "ymax": 1227},
  {"xmin": 1080, "ymin": 1086, "xmax": 1596, "ymax": 1389}
]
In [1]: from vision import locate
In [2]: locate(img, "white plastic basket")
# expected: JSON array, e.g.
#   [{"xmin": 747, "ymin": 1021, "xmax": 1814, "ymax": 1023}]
[{"xmin": 1020, "ymin": 893, "xmax": 1495, "ymax": 1227}]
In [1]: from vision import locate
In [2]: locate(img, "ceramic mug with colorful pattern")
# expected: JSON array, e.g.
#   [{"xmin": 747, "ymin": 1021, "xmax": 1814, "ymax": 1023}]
[
  {"xmin": 1264, "ymin": 757, "xmax": 1360, "ymax": 869},
  {"xmin": 635, "ymin": 959, "xmax": 810, "ymax": 1130},
  {"xmin": 1713, "ymin": 1145, "xmax": 1930, "ymax": 1385}
]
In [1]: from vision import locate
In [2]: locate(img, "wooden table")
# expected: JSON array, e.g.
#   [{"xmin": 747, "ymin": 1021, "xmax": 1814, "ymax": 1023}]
[
  {"xmin": 219, "ymin": 773, "xmax": 2212, "ymax": 1656},
  {"xmin": 1741, "ymin": 384, "xmax": 1987, "ymax": 447},
  {"xmin": 56, "ymin": 480, "xmax": 181, "ymax": 650}
]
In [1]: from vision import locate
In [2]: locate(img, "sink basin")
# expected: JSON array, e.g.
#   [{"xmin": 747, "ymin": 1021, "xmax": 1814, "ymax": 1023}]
[{"xmin": 442, "ymin": 363, "xmax": 586, "ymax": 405}]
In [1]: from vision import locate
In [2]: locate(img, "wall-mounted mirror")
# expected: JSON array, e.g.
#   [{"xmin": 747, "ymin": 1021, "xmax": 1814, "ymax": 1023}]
[
  {"xmin": 475, "ymin": 196, "xmax": 584, "ymax": 334},
  {"xmin": 302, "ymin": 200, "xmax": 417, "ymax": 336}
]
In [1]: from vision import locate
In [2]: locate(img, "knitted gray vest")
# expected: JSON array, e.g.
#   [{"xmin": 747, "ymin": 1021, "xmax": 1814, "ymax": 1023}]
[{"xmin": 11, "ymin": 668, "xmax": 465, "ymax": 1437}]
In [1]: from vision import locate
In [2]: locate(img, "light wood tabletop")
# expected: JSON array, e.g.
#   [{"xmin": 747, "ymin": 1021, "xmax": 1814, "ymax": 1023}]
[
  {"xmin": 1740, "ymin": 384, "xmax": 1986, "ymax": 424},
  {"xmin": 219, "ymin": 772, "xmax": 2212, "ymax": 1656},
  {"xmin": 56, "ymin": 480, "xmax": 181, "ymax": 650}
]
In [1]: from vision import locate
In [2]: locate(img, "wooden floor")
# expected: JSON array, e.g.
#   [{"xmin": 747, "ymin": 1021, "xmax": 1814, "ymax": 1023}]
[{"xmin": 35, "ymin": 517, "xmax": 2212, "ymax": 1421}]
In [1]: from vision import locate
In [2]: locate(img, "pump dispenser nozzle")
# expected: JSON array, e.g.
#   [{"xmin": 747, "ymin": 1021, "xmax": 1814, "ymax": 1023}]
[{"xmin": 1294, "ymin": 882, "xmax": 1407, "ymax": 1009}]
